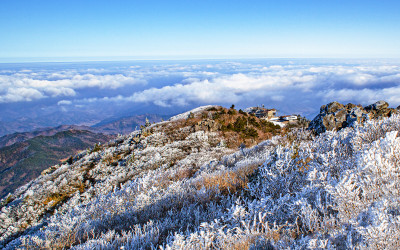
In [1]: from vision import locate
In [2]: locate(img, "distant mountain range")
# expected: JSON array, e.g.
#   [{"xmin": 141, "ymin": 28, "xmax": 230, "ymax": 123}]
[
  {"xmin": 0, "ymin": 111, "xmax": 170, "ymax": 137},
  {"xmin": 0, "ymin": 125, "xmax": 94, "ymax": 148},
  {"xmin": 0, "ymin": 114, "xmax": 167, "ymax": 148},
  {"xmin": 0, "ymin": 112, "xmax": 101, "ymax": 138}
]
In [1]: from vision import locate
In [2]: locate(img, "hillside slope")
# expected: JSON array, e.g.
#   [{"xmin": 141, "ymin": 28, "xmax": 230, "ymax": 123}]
[
  {"xmin": 0, "ymin": 130, "xmax": 114, "ymax": 198},
  {"xmin": 0, "ymin": 113, "xmax": 168, "ymax": 198},
  {"xmin": 0, "ymin": 105, "xmax": 285, "ymax": 247},
  {"xmin": 1, "ymin": 104, "xmax": 399, "ymax": 249}
]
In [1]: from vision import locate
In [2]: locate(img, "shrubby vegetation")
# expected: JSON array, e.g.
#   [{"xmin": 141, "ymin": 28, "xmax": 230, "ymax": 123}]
[{"xmin": 1, "ymin": 106, "xmax": 400, "ymax": 249}]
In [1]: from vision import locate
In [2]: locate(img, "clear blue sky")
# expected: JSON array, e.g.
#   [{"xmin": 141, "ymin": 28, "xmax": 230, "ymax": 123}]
[{"xmin": 0, "ymin": 0, "xmax": 399, "ymax": 60}]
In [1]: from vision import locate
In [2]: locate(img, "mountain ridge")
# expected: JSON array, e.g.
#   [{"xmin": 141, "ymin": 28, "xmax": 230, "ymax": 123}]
[{"xmin": 1, "ymin": 102, "xmax": 400, "ymax": 249}]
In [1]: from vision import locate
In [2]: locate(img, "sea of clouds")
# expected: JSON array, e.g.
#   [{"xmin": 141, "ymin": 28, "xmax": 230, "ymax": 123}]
[{"xmin": 1, "ymin": 59, "xmax": 400, "ymax": 126}]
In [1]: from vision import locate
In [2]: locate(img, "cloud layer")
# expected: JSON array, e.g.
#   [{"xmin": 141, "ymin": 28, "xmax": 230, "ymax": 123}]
[
  {"xmin": 1, "ymin": 60, "xmax": 400, "ymax": 118},
  {"xmin": 120, "ymin": 62, "xmax": 400, "ymax": 115},
  {"xmin": 0, "ymin": 72, "xmax": 144, "ymax": 103}
]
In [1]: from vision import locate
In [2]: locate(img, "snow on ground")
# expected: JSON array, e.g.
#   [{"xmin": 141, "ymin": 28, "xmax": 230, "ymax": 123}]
[{"xmin": 168, "ymin": 105, "xmax": 219, "ymax": 121}]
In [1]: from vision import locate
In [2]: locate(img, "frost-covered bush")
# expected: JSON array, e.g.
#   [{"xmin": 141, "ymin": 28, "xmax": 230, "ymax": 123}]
[{"xmin": 164, "ymin": 115, "xmax": 400, "ymax": 249}]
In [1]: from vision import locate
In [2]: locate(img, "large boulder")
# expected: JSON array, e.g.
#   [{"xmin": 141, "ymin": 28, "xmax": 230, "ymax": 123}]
[{"xmin": 309, "ymin": 100, "xmax": 398, "ymax": 134}]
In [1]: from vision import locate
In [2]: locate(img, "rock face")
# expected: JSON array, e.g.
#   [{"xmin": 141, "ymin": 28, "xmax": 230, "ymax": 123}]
[
  {"xmin": 309, "ymin": 100, "xmax": 398, "ymax": 134},
  {"xmin": 192, "ymin": 119, "xmax": 220, "ymax": 132}
]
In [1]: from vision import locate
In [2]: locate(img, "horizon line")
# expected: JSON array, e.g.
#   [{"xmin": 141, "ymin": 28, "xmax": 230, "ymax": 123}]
[{"xmin": 1, "ymin": 55, "xmax": 400, "ymax": 64}]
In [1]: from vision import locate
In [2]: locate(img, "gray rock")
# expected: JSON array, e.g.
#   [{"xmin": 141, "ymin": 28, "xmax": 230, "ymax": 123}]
[
  {"xmin": 346, "ymin": 107, "xmax": 368, "ymax": 127},
  {"xmin": 309, "ymin": 100, "xmax": 397, "ymax": 134},
  {"xmin": 192, "ymin": 119, "xmax": 220, "ymax": 132},
  {"xmin": 325, "ymin": 101, "xmax": 344, "ymax": 113},
  {"xmin": 365, "ymin": 100, "xmax": 389, "ymax": 111}
]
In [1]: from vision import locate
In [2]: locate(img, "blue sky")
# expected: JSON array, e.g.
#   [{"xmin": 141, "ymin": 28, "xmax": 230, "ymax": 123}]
[{"xmin": 0, "ymin": 0, "xmax": 399, "ymax": 61}]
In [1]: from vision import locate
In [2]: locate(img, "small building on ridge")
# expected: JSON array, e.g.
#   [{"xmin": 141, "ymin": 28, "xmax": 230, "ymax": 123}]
[{"xmin": 245, "ymin": 107, "xmax": 277, "ymax": 119}]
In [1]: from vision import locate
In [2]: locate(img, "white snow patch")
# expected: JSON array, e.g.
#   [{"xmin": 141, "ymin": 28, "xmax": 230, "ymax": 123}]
[{"xmin": 168, "ymin": 105, "xmax": 219, "ymax": 121}]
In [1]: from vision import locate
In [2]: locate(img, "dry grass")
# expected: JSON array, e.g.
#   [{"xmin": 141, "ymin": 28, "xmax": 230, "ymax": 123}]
[
  {"xmin": 152, "ymin": 167, "xmax": 198, "ymax": 190},
  {"xmin": 43, "ymin": 191, "xmax": 74, "ymax": 208},
  {"xmin": 101, "ymin": 153, "xmax": 122, "ymax": 166},
  {"xmin": 297, "ymin": 157, "xmax": 312, "ymax": 172},
  {"xmin": 224, "ymin": 233, "xmax": 277, "ymax": 249},
  {"xmin": 230, "ymin": 238, "xmax": 254, "ymax": 250},
  {"xmin": 72, "ymin": 181, "xmax": 87, "ymax": 193},
  {"xmin": 197, "ymin": 164, "xmax": 259, "ymax": 196},
  {"xmin": 201, "ymin": 171, "xmax": 247, "ymax": 195},
  {"xmin": 49, "ymin": 228, "xmax": 80, "ymax": 249},
  {"xmin": 42, "ymin": 181, "xmax": 86, "ymax": 208},
  {"xmin": 170, "ymin": 167, "xmax": 197, "ymax": 181}
]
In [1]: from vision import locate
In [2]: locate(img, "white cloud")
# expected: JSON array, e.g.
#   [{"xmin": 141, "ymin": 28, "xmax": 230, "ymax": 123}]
[
  {"xmin": 57, "ymin": 100, "xmax": 72, "ymax": 105},
  {"xmin": 0, "ymin": 87, "xmax": 45, "ymax": 103},
  {"xmin": 318, "ymin": 86, "xmax": 400, "ymax": 106},
  {"xmin": 124, "ymin": 71, "xmax": 320, "ymax": 107},
  {"xmin": 0, "ymin": 72, "xmax": 146, "ymax": 103},
  {"xmin": 44, "ymin": 87, "xmax": 76, "ymax": 97}
]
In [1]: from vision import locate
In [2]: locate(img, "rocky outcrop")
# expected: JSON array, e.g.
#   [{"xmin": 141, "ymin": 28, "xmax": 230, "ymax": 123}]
[
  {"xmin": 309, "ymin": 100, "xmax": 399, "ymax": 134},
  {"xmin": 192, "ymin": 119, "xmax": 220, "ymax": 132}
]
